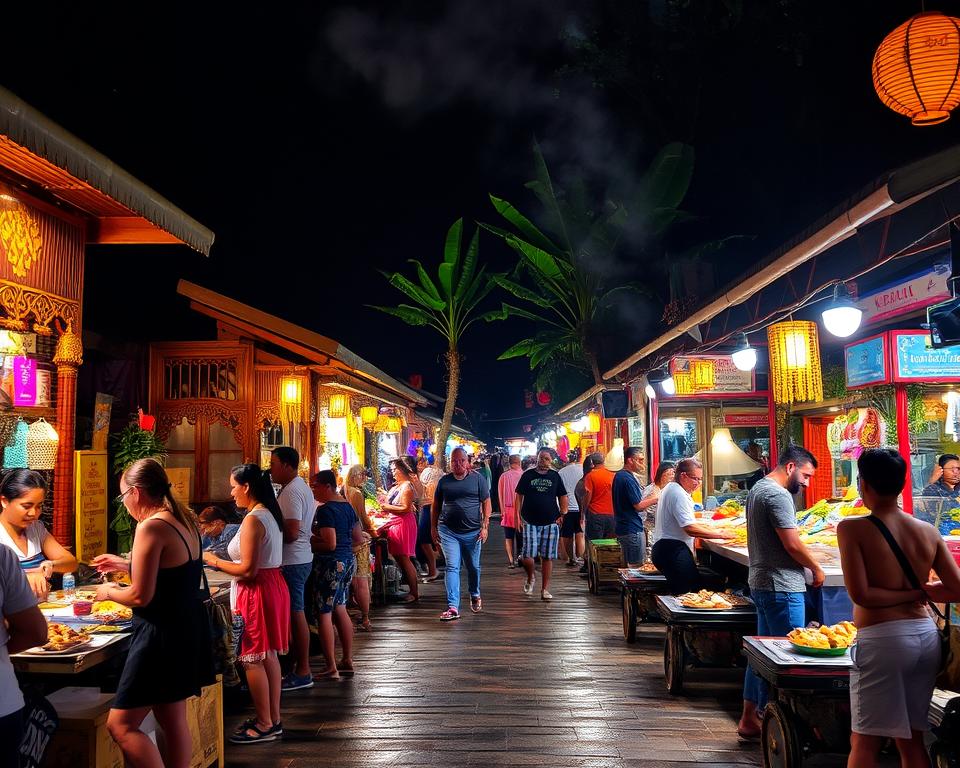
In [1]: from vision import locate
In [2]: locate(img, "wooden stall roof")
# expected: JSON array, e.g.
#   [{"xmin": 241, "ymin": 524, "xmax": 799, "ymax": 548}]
[
  {"xmin": 0, "ymin": 86, "xmax": 214, "ymax": 254},
  {"xmin": 178, "ymin": 280, "xmax": 428, "ymax": 407}
]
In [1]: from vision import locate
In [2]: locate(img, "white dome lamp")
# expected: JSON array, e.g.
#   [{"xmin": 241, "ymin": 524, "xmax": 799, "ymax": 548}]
[
  {"xmin": 660, "ymin": 371, "xmax": 676, "ymax": 396},
  {"xmin": 821, "ymin": 283, "xmax": 863, "ymax": 338},
  {"xmin": 731, "ymin": 333, "xmax": 758, "ymax": 372},
  {"xmin": 644, "ymin": 383, "xmax": 656, "ymax": 400}
]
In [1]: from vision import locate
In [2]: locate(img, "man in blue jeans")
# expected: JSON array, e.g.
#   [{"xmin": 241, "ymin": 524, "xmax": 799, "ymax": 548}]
[
  {"xmin": 431, "ymin": 447, "xmax": 491, "ymax": 621},
  {"xmin": 612, "ymin": 447, "xmax": 659, "ymax": 566},
  {"xmin": 739, "ymin": 445, "xmax": 825, "ymax": 740}
]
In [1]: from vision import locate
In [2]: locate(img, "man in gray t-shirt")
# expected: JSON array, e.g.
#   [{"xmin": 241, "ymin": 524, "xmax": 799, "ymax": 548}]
[{"xmin": 739, "ymin": 446, "xmax": 825, "ymax": 740}]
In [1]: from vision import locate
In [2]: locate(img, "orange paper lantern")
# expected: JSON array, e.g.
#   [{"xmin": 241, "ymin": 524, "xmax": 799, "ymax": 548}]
[{"xmin": 873, "ymin": 12, "xmax": 960, "ymax": 126}]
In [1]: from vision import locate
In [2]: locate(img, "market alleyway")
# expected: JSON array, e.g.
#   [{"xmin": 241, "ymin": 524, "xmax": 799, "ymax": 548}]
[{"xmin": 223, "ymin": 527, "xmax": 858, "ymax": 768}]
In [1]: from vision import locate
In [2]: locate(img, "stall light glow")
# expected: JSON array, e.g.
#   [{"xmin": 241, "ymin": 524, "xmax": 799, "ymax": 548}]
[
  {"xmin": 821, "ymin": 283, "xmax": 863, "ymax": 338},
  {"xmin": 359, "ymin": 406, "xmax": 378, "ymax": 426},
  {"xmin": 783, "ymin": 331, "xmax": 808, "ymax": 368},
  {"xmin": 767, "ymin": 321, "xmax": 823, "ymax": 405},
  {"xmin": 731, "ymin": 333, "xmax": 757, "ymax": 372},
  {"xmin": 544, "ymin": 430, "xmax": 557, "ymax": 441},
  {"xmin": 644, "ymin": 383, "xmax": 656, "ymax": 400},
  {"xmin": 661, "ymin": 375, "xmax": 676, "ymax": 395},
  {"xmin": 280, "ymin": 377, "xmax": 302, "ymax": 405},
  {"xmin": 328, "ymin": 393, "xmax": 349, "ymax": 418},
  {"xmin": 711, "ymin": 427, "xmax": 734, "ymax": 447},
  {"xmin": 586, "ymin": 413, "xmax": 601, "ymax": 433}
]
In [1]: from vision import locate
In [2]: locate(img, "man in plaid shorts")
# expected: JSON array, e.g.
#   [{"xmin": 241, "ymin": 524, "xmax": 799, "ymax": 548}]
[{"xmin": 515, "ymin": 448, "xmax": 569, "ymax": 600}]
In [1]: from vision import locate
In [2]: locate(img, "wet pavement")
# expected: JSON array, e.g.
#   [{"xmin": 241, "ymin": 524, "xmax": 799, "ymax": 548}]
[{"xmin": 223, "ymin": 525, "xmax": 867, "ymax": 767}]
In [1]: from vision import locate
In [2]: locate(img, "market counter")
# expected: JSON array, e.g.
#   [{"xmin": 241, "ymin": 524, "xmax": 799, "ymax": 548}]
[{"xmin": 700, "ymin": 540, "xmax": 846, "ymax": 588}]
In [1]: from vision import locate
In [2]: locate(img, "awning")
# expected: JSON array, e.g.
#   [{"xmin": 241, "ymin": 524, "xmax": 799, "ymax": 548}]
[
  {"xmin": 603, "ymin": 143, "xmax": 960, "ymax": 380},
  {"xmin": 178, "ymin": 280, "xmax": 428, "ymax": 407},
  {"xmin": 0, "ymin": 86, "xmax": 214, "ymax": 255}
]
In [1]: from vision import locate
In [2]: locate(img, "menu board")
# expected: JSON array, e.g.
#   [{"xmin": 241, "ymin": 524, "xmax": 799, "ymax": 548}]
[
  {"xmin": 844, "ymin": 333, "xmax": 890, "ymax": 389},
  {"xmin": 670, "ymin": 355, "xmax": 754, "ymax": 394},
  {"xmin": 74, "ymin": 450, "xmax": 108, "ymax": 562},
  {"xmin": 891, "ymin": 330, "xmax": 960, "ymax": 382}
]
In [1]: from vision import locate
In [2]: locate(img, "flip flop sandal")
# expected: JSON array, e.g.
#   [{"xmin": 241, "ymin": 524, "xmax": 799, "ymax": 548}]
[
  {"xmin": 420, "ymin": 574, "xmax": 442, "ymax": 583},
  {"xmin": 230, "ymin": 722, "xmax": 277, "ymax": 744}
]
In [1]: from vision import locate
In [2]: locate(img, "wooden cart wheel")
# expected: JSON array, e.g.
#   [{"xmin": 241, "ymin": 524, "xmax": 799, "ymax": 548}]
[
  {"xmin": 622, "ymin": 590, "xmax": 637, "ymax": 643},
  {"xmin": 588, "ymin": 562, "xmax": 598, "ymax": 594},
  {"xmin": 663, "ymin": 627, "xmax": 684, "ymax": 694},
  {"xmin": 762, "ymin": 702, "xmax": 801, "ymax": 768}
]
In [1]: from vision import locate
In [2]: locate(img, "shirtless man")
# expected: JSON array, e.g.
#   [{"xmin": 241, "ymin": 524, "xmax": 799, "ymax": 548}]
[{"xmin": 838, "ymin": 448, "xmax": 960, "ymax": 768}]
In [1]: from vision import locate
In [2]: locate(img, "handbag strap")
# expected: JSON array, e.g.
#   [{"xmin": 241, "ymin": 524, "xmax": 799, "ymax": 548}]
[{"xmin": 866, "ymin": 515, "xmax": 945, "ymax": 621}]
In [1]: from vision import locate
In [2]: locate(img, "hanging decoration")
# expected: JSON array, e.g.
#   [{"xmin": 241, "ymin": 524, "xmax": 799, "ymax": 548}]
[
  {"xmin": 673, "ymin": 371, "xmax": 695, "ymax": 396},
  {"xmin": 26, "ymin": 418, "xmax": 58, "ymax": 470},
  {"xmin": 328, "ymin": 393, "xmax": 349, "ymax": 419},
  {"xmin": 827, "ymin": 408, "xmax": 887, "ymax": 459},
  {"xmin": 586, "ymin": 412, "xmax": 601, "ymax": 433},
  {"xmin": 767, "ymin": 321, "xmax": 823, "ymax": 405},
  {"xmin": 360, "ymin": 406, "xmax": 378, "ymax": 426},
  {"xmin": 3, "ymin": 419, "xmax": 26, "ymax": 469},
  {"xmin": 536, "ymin": 390, "xmax": 552, "ymax": 406},
  {"xmin": 690, "ymin": 359, "xmax": 715, "ymax": 390},
  {"xmin": 346, "ymin": 413, "xmax": 364, "ymax": 466},
  {"xmin": 873, "ymin": 12, "xmax": 960, "ymax": 126},
  {"xmin": 280, "ymin": 377, "xmax": 304, "ymax": 422}
]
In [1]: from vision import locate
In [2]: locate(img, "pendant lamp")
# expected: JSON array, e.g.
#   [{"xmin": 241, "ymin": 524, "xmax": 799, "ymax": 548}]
[
  {"xmin": 731, "ymin": 333, "xmax": 758, "ymax": 372},
  {"xmin": 661, "ymin": 375, "xmax": 676, "ymax": 395},
  {"xmin": 328, "ymin": 393, "xmax": 349, "ymax": 418},
  {"xmin": 821, "ymin": 283, "xmax": 863, "ymax": 338},
  {"xmin": 767, "ymin": 321, "xmax": 824, "ymax": 405},
  {"xmin": 873, "ymin": 12, "xmax": 960, "ymax": 126},
  {"xmin": 360, "ymin": 406, "xmax": 378, "ymax": 426}
]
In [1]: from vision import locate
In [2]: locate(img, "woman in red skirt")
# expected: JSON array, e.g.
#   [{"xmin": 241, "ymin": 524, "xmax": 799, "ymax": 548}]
[
  {"xmin": 203, "ymin": 464, "xmax": 290, "ymax": 744},
  {"xmin": 377, "ymin": 457, "xmax": 423, "ymax": 602}
]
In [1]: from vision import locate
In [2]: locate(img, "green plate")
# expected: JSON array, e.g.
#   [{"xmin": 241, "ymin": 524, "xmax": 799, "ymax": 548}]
[{"xmin": 789, "ymin": 641, "xmax": 850, "ymax": 657}]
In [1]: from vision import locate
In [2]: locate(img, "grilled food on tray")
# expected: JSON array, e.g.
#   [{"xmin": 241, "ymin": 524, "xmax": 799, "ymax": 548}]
[
  {"xmin": 91, "ymin": 600, "xmax": 133, "ymax": 622},
  {"xmin": 678, "ymin": 590, "xmax": 735, "ymax": 609},
  {"xmin": 638, "ymin": 563, "xmax": 659, "ymax": 573},
  {"xmin": 44, "ymin": 622, "xmax": 87, "ymax": 651},
  {"xmin": 788, "ymin": 621, "xmax": 857, "ymax": 649}
]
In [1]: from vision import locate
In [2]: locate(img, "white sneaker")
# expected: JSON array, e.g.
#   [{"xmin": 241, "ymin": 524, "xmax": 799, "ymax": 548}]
[
  {"xmin": 541, "ymin": 590, "xmax": 553, "ymax": 601},
  {"xmin": 523, "ymin": 577, "xmax": 534, "ymax": 595}
]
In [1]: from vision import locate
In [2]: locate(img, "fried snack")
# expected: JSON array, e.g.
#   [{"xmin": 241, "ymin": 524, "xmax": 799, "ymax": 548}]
[
  {"xmin": 679, "ymin": 590, "xmax": 735, "ymax": 609},
  {"xmin": 638, "ymin": 563, "xmax": 659, "ymax": 573},
  {"xmin": 44, "ymin": 622, "xmax": 87, "ymax": 651},
  {"xmin": 789, "ymin": 621, "xmax": 858, "ymax": 649}
]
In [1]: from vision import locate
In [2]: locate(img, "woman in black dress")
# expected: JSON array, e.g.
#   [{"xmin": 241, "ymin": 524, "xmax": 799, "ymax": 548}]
[{"xmin": 92, "ymin": 458, "xmax": 213, "ymax": 768}]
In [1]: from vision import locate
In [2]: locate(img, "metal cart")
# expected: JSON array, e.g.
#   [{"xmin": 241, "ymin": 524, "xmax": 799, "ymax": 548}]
[
  {"xmin": 742, "ymin": 636, "xmax": 853, "ymax": 768},
  {"xmin": 655, "ymin": 594, "xmax": 756, "ymax": 694},
  {"xmin": 619, "ymin": 568, "xmax": 669, "ymax": 642}
]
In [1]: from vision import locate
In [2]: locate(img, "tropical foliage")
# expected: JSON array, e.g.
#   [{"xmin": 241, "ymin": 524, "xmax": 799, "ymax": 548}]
[
  {"xmin": 483, "ymin": 140, "xmax": 695, "ymax": 385},
  {"xmin": 108, "ymin": 424, "xmax": 168, "ymax": 555},
  {"xmin": 370, "ymin": 219, "xmax": 498, "ymax": 469}
]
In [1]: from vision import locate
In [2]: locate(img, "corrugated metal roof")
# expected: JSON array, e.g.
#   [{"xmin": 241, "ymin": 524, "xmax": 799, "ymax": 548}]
[{"xmin": 0, "ymin": 86, "xmax": 213, "ymax": 254}]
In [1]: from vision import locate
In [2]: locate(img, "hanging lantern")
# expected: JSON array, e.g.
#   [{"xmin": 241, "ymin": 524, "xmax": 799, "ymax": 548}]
[
  {"xmin": 873, "ymin": 12, "xmax": 960, "ymax": 126},
  {"xmin": 373, "ymin": 414, "xmax": 390, "ymax": 432},
  {"xmin": 690, "ymin": 359, "xmax": 715, "ymax": 390},
  {"xmin": 586, "ymin": 412, "xmax": 601, "ymax": 433},
  {"xmin": 673, "ymin": 371, "xmax": 695, "ymax": 395},
  {"xmin": 385, "ymin": 416, "xmax": 402, "ymax": 433},
  {"xmin": 360, "ymin": 406, "xmax": 378, "ymax": 426},
  {"xmin": 767, "ymin": 321, "xmax": 823, "ymax": 405},
  {"xmin": 280, "ymin": 376, "xmax": 304, "ymax": 424},
  {"xmin": 328, "ymin": 393, "xmax": 349, "ymax": 418}
]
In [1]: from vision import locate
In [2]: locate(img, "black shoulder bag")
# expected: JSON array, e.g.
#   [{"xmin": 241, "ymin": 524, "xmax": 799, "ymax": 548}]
[{"xmin": 865, "ymin": 515, "xmax": 951, "ymax": 678}]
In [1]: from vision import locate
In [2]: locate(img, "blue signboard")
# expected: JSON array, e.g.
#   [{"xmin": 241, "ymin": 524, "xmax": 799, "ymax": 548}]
[
  {"xmin": 845, "ymin": 334, "xmax": 889, "ymax": 388},
  {"xmin": 893, "ymin": 331, "xmax": 960, "ymax": 381}
]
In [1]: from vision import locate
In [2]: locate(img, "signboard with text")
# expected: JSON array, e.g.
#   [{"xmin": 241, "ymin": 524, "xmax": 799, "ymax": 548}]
[
  {"xmin": 723, "ymin": 412, "xmax": 769, "ymax": 427},
  {"xmin": 74, "ymin": 451, "xmax": 108, "ymax": 562},
  {"xmin": 13, "ymin": 356, "xmax": 36, "ymax": 406},
  {"xmin": 670, "ymin": 355, "xmax": 755, "ymax": 395},
  {"xmin": 891, "ymin": 330, "xmax": 960, "ymax": 383},
  {"xmin": 856, "ymin": 255, "xmax": 952, "ymax": 326},
  {"xmin": 844, "ymin": 333, "xmax": 891, "ymax": 389}
]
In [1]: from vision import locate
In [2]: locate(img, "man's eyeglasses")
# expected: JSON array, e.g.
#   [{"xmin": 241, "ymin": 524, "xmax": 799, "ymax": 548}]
[
  {"xmin": 682, "ymin": 472, "xmax": 703, "ymax": 485},
  {"xmin": 114, "ymin": 486, "xmax": 136, "ymax": 504}
]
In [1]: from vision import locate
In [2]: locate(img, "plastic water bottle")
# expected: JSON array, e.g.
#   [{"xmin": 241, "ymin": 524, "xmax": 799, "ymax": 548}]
[{"xmin": 62, "ymin": 572, "xmax": 76, "ymax": 596}]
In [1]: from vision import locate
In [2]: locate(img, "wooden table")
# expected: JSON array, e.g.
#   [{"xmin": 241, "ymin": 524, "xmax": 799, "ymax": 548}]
[{"xmin": 618, "ymin": 568, "xmax": 669, "ymax": 642}]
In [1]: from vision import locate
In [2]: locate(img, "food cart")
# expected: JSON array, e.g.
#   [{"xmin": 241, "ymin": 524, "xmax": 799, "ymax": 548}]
[
  {"xmin": 655, "ymin": 593, "xmax": 757, "ymax": 694},
  {"xmin": 618, "ymin": 567, "xmax": 670, "ymax": 642}
]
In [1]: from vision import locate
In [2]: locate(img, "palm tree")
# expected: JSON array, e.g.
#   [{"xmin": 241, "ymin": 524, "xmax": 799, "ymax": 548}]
[
  {"xmin": 369, "ymin": 219, "xmax": 498, "ymax": 470},
  {"xmin": 481, "ymin": 140, "xmax": 695, "ymax": 386}
]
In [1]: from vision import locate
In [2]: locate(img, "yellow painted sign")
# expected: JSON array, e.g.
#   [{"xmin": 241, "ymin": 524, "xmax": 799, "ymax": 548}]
[
  {"xmin": 74, "ymin": 450, "xmax": 108, "ymax": 562},
  {"xmin": 167, "ymin": 467, "xmax": 192, "ymax": 506}
]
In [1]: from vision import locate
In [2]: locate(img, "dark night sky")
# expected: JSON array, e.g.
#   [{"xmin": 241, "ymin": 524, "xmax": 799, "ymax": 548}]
[{"xmin": 4, "ymin": 1, "xmax": 960, "ymax": 440}]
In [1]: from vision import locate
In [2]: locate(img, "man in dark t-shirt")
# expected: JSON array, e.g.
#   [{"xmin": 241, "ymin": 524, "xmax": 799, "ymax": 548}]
[
  {"xmin": 515, "ymin": 448, "xmax": 568, "ymax": 601},
  {"xmin": 432, "ymin": 448, "xmax": 491, "ymax": 621}
]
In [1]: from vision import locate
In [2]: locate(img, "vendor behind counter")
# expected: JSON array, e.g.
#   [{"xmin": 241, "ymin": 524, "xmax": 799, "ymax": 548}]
[{"xmin": 0, "ymin": 469, "xmax": 76, "ymax": 599}]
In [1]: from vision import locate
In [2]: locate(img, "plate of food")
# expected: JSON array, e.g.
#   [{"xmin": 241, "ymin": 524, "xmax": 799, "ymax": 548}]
[
  {"xmin": 677, "ymin": 590, "xmax": 750, "ymax": 610},
  {"xmin": 22, "ymin": 623, "xmax": 93, "ymax": 654},
  {"xmin": 787, "ymin": 622, "xmax": 857, "ymax": 656},
  {"xmin": 77, "ymin": 600, "xmax": 133, "ymax": 625},
  {"xmin": 638, "ymin": 563, "xmax": 660, "ymax": 574}
]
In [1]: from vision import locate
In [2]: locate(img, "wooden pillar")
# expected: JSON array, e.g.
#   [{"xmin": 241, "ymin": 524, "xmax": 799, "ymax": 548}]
[{"xmin": 52, "ymin": 324, "xmax": 83, "ymax": 546}]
